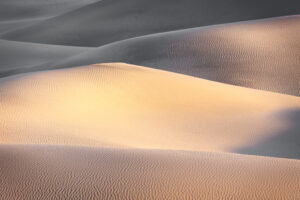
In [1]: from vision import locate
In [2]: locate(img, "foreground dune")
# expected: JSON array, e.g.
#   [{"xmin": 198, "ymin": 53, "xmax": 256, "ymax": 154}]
[
  {"xmin": 2, "ymin": 0, "xmax": 300, "ymax": 46},
  {"xmin": 53, "ymin": 16, "xmax": 300, "ymax": 96},
  {"xmin": 0, "ymin": 63, "xmax": 299, "ymax": 159},
  {"xmin": 0, "ymin": 145, "xmax": 299, "ymax": 199}
]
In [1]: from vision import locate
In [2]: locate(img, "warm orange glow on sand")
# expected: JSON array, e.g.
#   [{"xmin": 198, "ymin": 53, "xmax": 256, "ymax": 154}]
[{"xmin": 0, "ymin": 63, "xmax": 299, "ymax": 153}]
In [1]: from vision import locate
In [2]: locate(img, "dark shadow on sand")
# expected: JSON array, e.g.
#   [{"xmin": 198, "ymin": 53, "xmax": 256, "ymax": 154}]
[{"xmin": 235, "ymin": 108, "xmax": 300, "ymax": 160}]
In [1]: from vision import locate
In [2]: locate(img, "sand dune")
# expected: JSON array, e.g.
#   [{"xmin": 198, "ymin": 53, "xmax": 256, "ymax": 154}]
[
  {"xmin": 0, "ymin": 0, "xmax": 98, "ymax": 34},
  {"xmin": 0, "ymin": 18, "xmax": 47, "ymax": 34},
  {"xmin": 0, "ymin": 63, "xmax": 299, "ymax": 159},
  {"xmin": 0, "ymin": 145, "xmax": 299, "ymax": 200},
  {"xmin": 0, "ymin": 0, "xmax": 98, "ymax": 21},
  {"xmin": 50, "ymin": 16, "xmax": 300, "ymax": 96},
  {"xmin": 0, "ymin": 39, "xmax": 93, "ymax": 77},
  {"xmin": 1, "ymin": 1, "xmax": 299, "ymax": 199},
  {"xmin": 2, "ymin": 0, "xmax": 300, "ymax": 46}
]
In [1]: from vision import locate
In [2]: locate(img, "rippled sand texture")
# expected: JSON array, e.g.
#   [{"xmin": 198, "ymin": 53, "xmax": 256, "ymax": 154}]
[
  {"xmin": 1, "ymin": 0, "xmax": 300, "ymax": 199},
  {"xmin": 53, "ymin": 16, "xmax": 300, "ymax": 96},
  {"xmin": 0, "ymin": 145, "xmax": 299, "ymax": 200},
  {"xmin": 0, "ymin": 63, "xmax": 299, "ymax": 159}
]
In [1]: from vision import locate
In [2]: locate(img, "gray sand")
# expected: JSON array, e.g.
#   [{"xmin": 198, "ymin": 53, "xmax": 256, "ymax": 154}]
[{"xmin": 2, "ymin": 0, "xmax": 300, "ymax": 46}]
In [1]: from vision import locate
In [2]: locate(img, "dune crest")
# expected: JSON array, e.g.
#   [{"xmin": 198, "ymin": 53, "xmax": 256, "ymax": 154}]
[
  {"xmin": 0, "ymin": 39, "xmax": 93, "ymax": 77},
  {"xmin": 1, "ymin": 0, "xmax": 299, "ymax": 198},
  {"xmin": 3, "ymin": 0, "xmax": 300, "ymax": 46},
  {"xmin": 51, "ymin": 16, "xmax": 300, "ymax": 96},
  {"xmin": 0, "ymin": 63, "xmax": 299, "ymax": 159},
  {"xmin": 0, "ymin": 0, "xmax": 98, "ymax": 34}
]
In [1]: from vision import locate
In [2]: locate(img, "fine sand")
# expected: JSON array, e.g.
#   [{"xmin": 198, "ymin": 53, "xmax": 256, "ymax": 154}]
[
  {"xmin": 1, "ymin": 0, "xmax": 299, "ymax": 199},
  {"xmin": 2, "ymin": 0, "xmax": 300, "ymax": 46},
  {"xmin": 0, "ymin": 39, "xmax": 93, "ymax": 77},
  {"xmin": 0, "ymin": 63, "xmax": 299, "ymax": 159},
  {"xmin": 0, "ymin": 0, "xmax": 98, "ymax": 34},
  {"xmin": 0, "ymin": 0, "xmax": 99, "ymax": 21},
  {"xmin": 0, "ymin": 145, "xmax": 299, "ymax": 200},
  {"xmin": 51, "ymin": 16, "xmax": 300, "ymax": 96}
]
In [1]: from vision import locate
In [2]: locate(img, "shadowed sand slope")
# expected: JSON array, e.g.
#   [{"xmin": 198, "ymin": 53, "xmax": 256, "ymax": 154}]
[
  {"xmin": 0, "ymin": 145, "xmax": 299, "ymax": 200},
  {"xmin": 0, "ymin": 63, "xmax": 299, "ymax": 158},
  {"xmin": 0, "ymin": 18, "xmax": 45, "ymax": 34},
  {"xmin": 235, "ymin": 108, "xmax": 300, "ymax": 159},
  {"xmin": 0, "ymin": 0, "xmax": 99, "ymax": 34},
  {"xmin": 0, "ymin": 0, "xmax": 99, "ymax": 21},
  {"xmin": 53, "ymin": 16, "xmax": 300, "ymax": 96},
  {"xmin": 2, "ymin": 0, "xmax": 300, "ymax": 46},
  {"xmin": 0, "ymin": 39, "xmax": 93, "ymax": 77}
]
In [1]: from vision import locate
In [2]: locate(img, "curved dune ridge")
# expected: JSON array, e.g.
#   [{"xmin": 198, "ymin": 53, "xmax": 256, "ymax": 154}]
[
  {"xmin": 1, "ymin": 0, "xmax": 300, "ymax": 199},
  {"xmin": 50, "ymin": 15, "xmax": 300, "ymax": 96},
  {"xmin": 1, "ymin": 16, "xmax": 298, "ymax": 96},
  {"xmin": 0, "ymin": 39, "xmax": 93, "ymax": 77},
  {"xmin": 2, "ymin": 0, "xmax": 300, "ymax": 46},
  {"xmin": 0, "ymin": 63, "xmax": 299, "ymax": 159},
  {"xmin": 0, "ymin": 0, "xmax": 98, "ymax": 34},
  {"xmin": 0, "ymin": 0, "xmax": 99, "ymax": 21},
  {"xmin": 0, "ymin": 145, "xmax": 299, "ymax": 200}
]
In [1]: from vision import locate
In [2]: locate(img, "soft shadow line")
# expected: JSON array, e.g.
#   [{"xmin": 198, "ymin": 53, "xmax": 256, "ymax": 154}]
[{"xmin": 234, "ymin": 108, "xmax": 300, "ymax": 160}]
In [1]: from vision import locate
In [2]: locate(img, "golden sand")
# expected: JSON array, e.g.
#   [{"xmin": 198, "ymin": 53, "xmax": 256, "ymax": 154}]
[{"xmin": 0, "ymin": 63, "xmax": 299, "ymax": 153}]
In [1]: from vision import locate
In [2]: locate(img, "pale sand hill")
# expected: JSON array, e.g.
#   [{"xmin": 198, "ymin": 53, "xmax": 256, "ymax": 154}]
[
  {"xmin": 0, "ymin": 63, "xmax": 299, "ymax": 159},
  {"xmin": 2, "ymin": 0, "xmax": 300, "ymax": 46},
  {"xmin": 0, "ymin": 39, "xmax": 93, "ymax": 77},
  {"xmin": 0, "ymin": 145, "xmax": 299, "ymax": 199},
  {"xmin": 52, "ymin": 16, "xmax": 300, "ymax": 96}
]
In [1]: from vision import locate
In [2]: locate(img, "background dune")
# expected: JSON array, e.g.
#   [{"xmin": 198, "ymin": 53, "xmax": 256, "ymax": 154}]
[
  {"xmin": 0, "ymin": 0, "xmax": 98, "ymax": 34},
  {"xmin": 0, "ymin": 63, "xmax": 299, "ymax": 159},
  {"xmin": 0, "ymin": 145, "xmax": 299, "ymax": 200},
  {"xmin": 49, "ymin": 16, "xmax": 300, "ymax": 96},
  {"xmin": 0, "ymin": 39, "xmax": 93, "ymax": 78},
  {"xmin": 2, "ymin": 0, "xmax": 300, "ymax": 46}
]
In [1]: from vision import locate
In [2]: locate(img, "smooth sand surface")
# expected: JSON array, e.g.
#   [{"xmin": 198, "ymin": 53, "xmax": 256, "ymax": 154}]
[
  {"xmin": 0, "ymin": 18, "xmax": 47, "ymax": 34},
  {"xmin": 0, "ymin": 0, "xmax": 99, "ymax": 21},
  {"xmin": 52, "ymin": 16, "xmax": 300, "ymax": 96},
  {"xmin": 2, "ymin": 0, "xmax": 300, "ymax": 46},
  {"xmin": 0, "ymin": 39, "xmax": 93, "ymax": 77},
  {"xmin": 0, "ymin": 63, "xmax": 299, "ymax": 159},
  {"xmin": 0, "ymin": 145, "xmax": 299, "ymax": 200},
  {"xmin": 0, "ymin": 0, "xmax": 98, "ymax": 34}
]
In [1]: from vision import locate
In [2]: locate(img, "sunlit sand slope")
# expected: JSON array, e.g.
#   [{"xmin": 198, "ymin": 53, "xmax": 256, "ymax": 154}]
[
  {"xmin": 0, "ymin": 145, "xmax": 299, "ymax": 200},
  {"xmin": 2, "ymin": 0, "xmax": 300, "ymax": 46},
  {"xmin": 54, "ymin": 16, "xmax": 300, "ymax": 96},
  {"xmin": 0, "ymin": 63, "xmax": 299, "ymax": 158}
]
